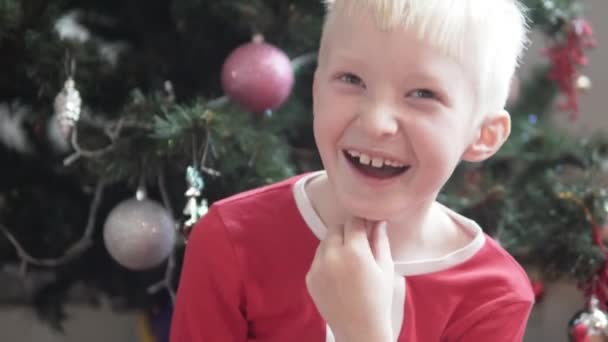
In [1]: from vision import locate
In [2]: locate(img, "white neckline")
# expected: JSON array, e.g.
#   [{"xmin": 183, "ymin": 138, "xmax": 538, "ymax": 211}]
[{"xmin": 292, "ymin": 171, "xmax": 486, "ymax": 276}]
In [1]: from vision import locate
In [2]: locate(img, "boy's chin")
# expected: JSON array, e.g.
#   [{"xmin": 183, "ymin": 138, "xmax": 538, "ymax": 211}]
[{"xmin": 340, "ymin": 199, "xmax": 398, "ymax": 222}]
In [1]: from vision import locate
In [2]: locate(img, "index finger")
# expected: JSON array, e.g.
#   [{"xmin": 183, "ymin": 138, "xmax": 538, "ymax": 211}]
[
  {"xmin": 343, "ymin": 216, "xmax": 371, "ymax": 250},
  {"xmin": 321, "ymin": 223, "xmax": 344, "ymax": 248}
]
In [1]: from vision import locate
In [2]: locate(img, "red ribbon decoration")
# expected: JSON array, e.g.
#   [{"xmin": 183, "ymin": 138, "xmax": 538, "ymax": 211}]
[
  {"xmin": 544, "ymin": 19, "xmax": 596, "ymax": 120},
  {"xmin": 589, "ymin": 222, "xmax": 608, "ymax": 310},
  {"xmin": 557, "ymin": 192, "xmax": 608, "ymax": 310}
]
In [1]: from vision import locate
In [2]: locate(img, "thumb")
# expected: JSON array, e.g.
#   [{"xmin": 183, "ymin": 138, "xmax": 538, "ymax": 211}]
[{"xmin": 370, "ymin": 221, "xmax": 393, "ymax": 267}]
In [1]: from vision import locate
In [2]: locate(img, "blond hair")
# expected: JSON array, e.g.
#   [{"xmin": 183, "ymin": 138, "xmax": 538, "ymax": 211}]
[{"xmin": 321, "ymin": 0, "xmax": 529, "ymax": 117}]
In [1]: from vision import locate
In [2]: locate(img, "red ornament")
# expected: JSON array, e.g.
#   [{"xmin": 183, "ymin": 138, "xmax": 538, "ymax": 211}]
[
  {"xmin": 531, "ymin": 280, "xmax": 545, "ymax": 302},
  {"xmin": 544, "ymin": 18, "xmax": 596, "ymax": 120},
  {"xmin": 221, "ymin": 35, "xmax": 294, "ymax": 113},
  {"xmin": 572, "ymin": 322, "xmax": 591, "ymax": 342}
]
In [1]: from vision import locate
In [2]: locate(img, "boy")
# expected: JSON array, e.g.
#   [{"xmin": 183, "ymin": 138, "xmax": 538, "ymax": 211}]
[{"xmin": 171, "ymin": 0, "xmax": 534, "ymax": 341}]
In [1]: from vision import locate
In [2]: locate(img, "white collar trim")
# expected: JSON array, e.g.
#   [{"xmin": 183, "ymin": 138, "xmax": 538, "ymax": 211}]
[{"xmin": 292, "ymin": 171, "xmax": 486, "ymax": 276}]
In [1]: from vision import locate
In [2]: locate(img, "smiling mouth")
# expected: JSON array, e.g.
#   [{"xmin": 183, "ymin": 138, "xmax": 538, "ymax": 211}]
[{"xmin": 343, "ymin": 150, "xmax": 410, "ymax": 179}]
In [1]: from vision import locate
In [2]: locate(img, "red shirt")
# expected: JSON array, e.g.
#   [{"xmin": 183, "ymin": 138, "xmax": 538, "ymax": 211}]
[{"xmin": 171, "ymin": 173, "xmax": 534, "ymax": 341}]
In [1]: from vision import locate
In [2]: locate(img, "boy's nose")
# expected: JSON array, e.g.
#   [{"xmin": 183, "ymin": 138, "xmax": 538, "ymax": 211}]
[{"xmin": 356, "ymin": 104, "xmax": 399, "ymax": 138}]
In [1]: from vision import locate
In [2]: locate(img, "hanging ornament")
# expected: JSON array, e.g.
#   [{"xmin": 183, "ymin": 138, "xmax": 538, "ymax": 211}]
[
  {"xmin": 182, "ymin": 166, "xmax": 208, "ymax": 241},
  {"xmin": 569, "ymin": 297, "xmax": 608, "ymax": 342},
  {"xmin": 53, "ymin": 77, "xmax": 82, "ymax": 137},
  {"xmin": 103, "ymin": 189, "xmax": 176, "ymax": 270},
  {"xmin": 221, "ymin": 34, "xmax": 294, "ymax": 113},
  {"xmin": 577, "ymin": 75, "xmax": 592, "ymax": 92},
  {"xmin": 526, "ymin": 268, "xmax": 545, "ymax": 303},
  {"xmin": 531, "ymin": 280, "xmax": 545, "ymax": 302},
  {"xmin": 544, "ymin": 18, "xmax": 596, "ymax": 120}
]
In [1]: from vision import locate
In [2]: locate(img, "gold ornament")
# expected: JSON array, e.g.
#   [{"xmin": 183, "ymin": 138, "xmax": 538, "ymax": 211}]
[{"xmin": 577, "ymin": 75, "xmax": 592, "ymax": 92}]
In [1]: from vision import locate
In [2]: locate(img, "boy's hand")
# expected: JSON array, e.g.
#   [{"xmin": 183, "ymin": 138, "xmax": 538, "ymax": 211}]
[{"xmin": 306, "ymin": 217, "xmax": 394, "ymax": 342}]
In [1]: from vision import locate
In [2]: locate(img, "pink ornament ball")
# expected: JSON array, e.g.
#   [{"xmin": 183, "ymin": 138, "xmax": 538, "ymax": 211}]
[{"xmin": 221, "ymin": 37, "xmax": 294, "ymax": 113}]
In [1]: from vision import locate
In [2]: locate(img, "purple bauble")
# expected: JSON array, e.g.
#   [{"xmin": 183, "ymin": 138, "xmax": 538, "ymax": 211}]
[
  {"xmin": 103, "ymin": 198, "xmax": 176, "ymax": 271},
  {"xmin": 221, "ymin": 36, "xmax": 294, "ymax": 113}
]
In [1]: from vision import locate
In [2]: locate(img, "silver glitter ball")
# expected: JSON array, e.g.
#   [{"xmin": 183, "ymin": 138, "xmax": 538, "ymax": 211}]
[{"xmin": 103, "ymin": 198, "xmax": 176, "ymax": 270}]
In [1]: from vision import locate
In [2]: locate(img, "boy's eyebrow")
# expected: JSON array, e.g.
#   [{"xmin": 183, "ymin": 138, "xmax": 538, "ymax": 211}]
[
  {"xmin": 328, "ymin": 49, "xmax": 461, "ymax": 93},
  {"xmin": 402, "ymin": 71, "xmax": 458, "ymax": 103},
  {"xmin": 402, "ymin": 71, "xmax": 445, "ymax": 84},
  {"xmin": 329, "ymin": 51, "xmax": 367, "ymax": 65},
  {"xmin": 398, "ymin": 71, "xmax": 453, "ymax": 91}
]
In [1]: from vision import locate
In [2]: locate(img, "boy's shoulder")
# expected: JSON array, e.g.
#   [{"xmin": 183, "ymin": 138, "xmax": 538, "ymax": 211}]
[
  {"xmin": 208, "ymin": 173, "xmax": 315, "ymax": 228},
  {"xmin": 199, "ymin": 173, "xmax": 318, "ymax": 267},
  {"xmin": 479, "ymin": 236, "xmax": 534, "ymax": 297},
  {"xmin": 213, "ymin": 173, "xmax": 308, "ymax": 209},
  {"xmin": 451, "ymin": 206, "xmax": 533, "ymax": 300},
  {"xmin": 442, "ymin": 232, "xmax": 534, "ymax": 306},
  {"xmin": 423, "ymin": 205, "xmax": 534, "ymax": 303}
]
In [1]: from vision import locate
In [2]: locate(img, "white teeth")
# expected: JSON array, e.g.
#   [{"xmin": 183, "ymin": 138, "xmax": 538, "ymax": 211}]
[
  {"xmin": 348, "ymin": 150, "xmax": 361, "ymax": 157},
  {"xmin": 359, "ymin": 154, "xmax": 371, "ymax": 165},
  {"xmin": 371, "ymin": 157, "xmax": 384, "ymax": 168},
  {"xmin": 346, "ymin": 149, "xmax": 406, "ymax": 168}
]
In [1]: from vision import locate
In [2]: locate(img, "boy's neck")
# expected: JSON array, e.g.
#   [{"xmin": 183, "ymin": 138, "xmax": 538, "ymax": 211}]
[{"xmin": 306, "ymin": 172, "xmax": 467, "ymax": 263}]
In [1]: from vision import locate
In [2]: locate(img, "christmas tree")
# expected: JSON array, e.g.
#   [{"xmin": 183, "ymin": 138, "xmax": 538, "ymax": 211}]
[{"xmin": 0, "ymin": 0, "xmax": 604, "ymax": 339}]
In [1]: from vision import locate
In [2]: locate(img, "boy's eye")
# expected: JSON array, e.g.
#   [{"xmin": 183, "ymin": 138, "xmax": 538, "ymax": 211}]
[
  {"xmin": 409, "ymin": 89, "xmax": 437, "ymax": 100},
  {"xmin": 338, "ymin": 73, "xmax": 365, "ymax": 87}
]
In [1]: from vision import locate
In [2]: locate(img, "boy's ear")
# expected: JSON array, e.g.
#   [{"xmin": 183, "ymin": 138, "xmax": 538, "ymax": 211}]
[{"xmin": 462, "ymin": 110, "xmax": 511, "ymax": 162}]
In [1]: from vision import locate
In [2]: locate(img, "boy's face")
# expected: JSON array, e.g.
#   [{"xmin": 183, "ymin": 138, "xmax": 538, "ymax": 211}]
[{"xmin": 313, "ymin": 11, "xmax": 481, "ymax": 220}]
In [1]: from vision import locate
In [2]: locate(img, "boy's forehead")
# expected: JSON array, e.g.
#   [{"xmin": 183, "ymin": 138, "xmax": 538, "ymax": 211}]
[
  {"xmin": 323, "ymin": 11, "xmax": 453, "ymax": 64},
  {"xmin": 321, "ymin": 9, "xmax": 479, "ymax": 106},
  {"xmin": 322, "ymin": 2, "xmax": 485, "ymax": 65},
  {"xmin": 323, "ymin": 11, "xmax": 408, "ymax": 52},
  {"xmin": 326, "ymin": 27, "xmax": 469, "ymax": 87},
  {"xmin": 324, "ymin": 8, "xmax": 450, "ymax": 55}
]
